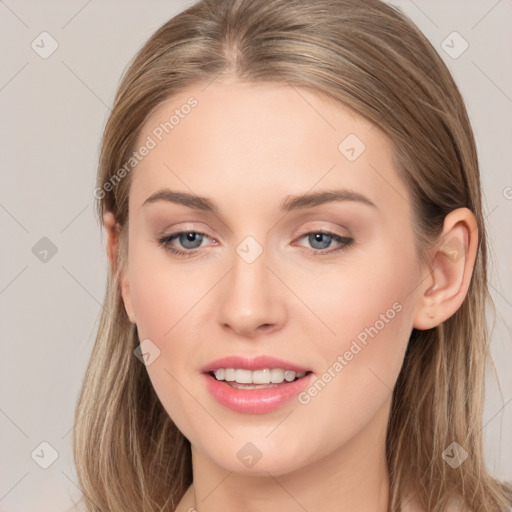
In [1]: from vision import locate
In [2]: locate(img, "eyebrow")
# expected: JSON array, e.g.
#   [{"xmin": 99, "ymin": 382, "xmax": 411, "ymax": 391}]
[
  {"xmin": 142, "ymin": 188, "xmax": 377, "ymax": 212},
  {"xmin": 281, "ymin": 189, "xmax": 377, "ymax": 211}
]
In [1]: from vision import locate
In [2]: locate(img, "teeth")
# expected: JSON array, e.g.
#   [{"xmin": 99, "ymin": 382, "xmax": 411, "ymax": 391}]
[{"xmin": 212, "ymin": 368, "xmax": 307, "ymax": 384}]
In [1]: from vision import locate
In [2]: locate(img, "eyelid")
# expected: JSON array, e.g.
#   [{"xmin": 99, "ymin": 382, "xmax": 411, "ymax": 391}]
[
  {"xmin": 294, "ymin": 221, "xmax": 352, "ymax": 238},
  {"xmin": 156, "ymin": 221, "xmax": 212, "ymax": 237}
]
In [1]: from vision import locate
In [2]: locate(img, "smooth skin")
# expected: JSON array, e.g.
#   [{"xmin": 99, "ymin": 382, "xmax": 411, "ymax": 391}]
[{"xmin": 103, "ymin": 77, "xmax": 478, "ymax": 512}]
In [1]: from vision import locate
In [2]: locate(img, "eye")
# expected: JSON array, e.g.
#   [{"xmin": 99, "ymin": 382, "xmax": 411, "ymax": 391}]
[
  {"xmin": 157, "ymin": 229, "xmax": 353, "ymax": 258},
  {"xmin": 158, "ymin": 230, "xmax": 215, "ymax": 257},
  {"xmin": 295, "ymin": 231, "xmax": 354, "ymax": 254}
]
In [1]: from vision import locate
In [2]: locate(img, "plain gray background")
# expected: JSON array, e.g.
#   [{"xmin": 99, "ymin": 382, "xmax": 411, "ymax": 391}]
[{"xmin": 1, "ymin": 1, "xmax": 511, "ymax": 510}]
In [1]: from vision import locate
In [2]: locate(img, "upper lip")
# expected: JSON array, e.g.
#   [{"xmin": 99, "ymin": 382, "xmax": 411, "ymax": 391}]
[{"xmin": 201, "ymin": 355, "xmax": 311, "ymax": 373}]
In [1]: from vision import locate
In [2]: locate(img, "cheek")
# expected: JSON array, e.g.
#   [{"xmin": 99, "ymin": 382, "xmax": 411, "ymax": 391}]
[
  {"xmin": 292, "ymin": 243, "xmax": 418, "ymax": 430},
  {"xmin": 126, "ymin": 260, "xmax": 203, "ymax": 430},
  {"xmin": 287, "ymin": 243, "xmax": 416, "ymax": 350},
  {"xmin": 126, "ymin": 244, "xmax": 225, "ymax": 410},
  {"xmin": 127, "ymin": 241, "xmax": 214, "ymax": 340},
  {"xmin": 294, "ymin": 240, "xmax": 418, "ymax": 400}
]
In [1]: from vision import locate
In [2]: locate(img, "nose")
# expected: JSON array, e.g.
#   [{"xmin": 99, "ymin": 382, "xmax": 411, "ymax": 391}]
[{"xmin": 217, "ymin": 248, "xmax": 287, "ymax": 338}]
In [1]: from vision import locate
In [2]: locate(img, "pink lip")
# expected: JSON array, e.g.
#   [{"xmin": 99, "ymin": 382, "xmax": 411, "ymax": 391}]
[
  {"xmin": 201, "ymin": 355, "xmax": 311, "ymax": 373},
  {"xmin": 202, "ymin": 372, "xmax": 314, "ymax": 414}
]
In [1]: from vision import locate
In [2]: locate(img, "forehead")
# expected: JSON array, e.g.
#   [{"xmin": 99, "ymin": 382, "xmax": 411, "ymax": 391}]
[{"xmin": 130, "ymin": 79, "xmax": 410, "ymax": 219}]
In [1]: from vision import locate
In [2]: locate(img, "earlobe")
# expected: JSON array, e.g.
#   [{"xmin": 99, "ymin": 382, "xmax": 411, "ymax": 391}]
[{"xmin": 413, "ymin": 208, "xmax": 478, "ymax": 330}]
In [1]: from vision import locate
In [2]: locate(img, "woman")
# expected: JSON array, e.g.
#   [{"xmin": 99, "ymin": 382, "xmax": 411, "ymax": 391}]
[{"xmin": 73, "ymin": 0, "xmax": 512, "ymax": 510}]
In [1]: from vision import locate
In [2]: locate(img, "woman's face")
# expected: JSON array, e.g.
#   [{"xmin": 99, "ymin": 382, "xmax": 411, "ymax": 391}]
[{"xmin": 121, "ymin": 78, "xmax": 426, "ymax": 476}]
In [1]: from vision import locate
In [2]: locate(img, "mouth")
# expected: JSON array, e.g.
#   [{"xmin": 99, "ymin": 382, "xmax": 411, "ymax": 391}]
[
  {"xmin": 201, "ymin": 355, "xmax": 314, "ymax": 413},
  {"xmin": 202, "ymin": 366, "xmax": 315, "ymax": 414},
  {"xmin": 206, "ymin": 368, "xmax": 313, "ymax": 389}
]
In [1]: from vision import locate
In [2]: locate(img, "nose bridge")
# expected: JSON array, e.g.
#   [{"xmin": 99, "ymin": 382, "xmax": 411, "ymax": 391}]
[{"xmin": 217, "ymin": 237, "xmax": 285, "ymax": 335}]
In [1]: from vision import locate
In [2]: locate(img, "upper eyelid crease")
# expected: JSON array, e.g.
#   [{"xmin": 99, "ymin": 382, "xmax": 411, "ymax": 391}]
[
  {"xmin": 142, "ymin": 188, "xmax": 377, "ymax": 212},
  {"xmin": 160, "ymin": 228, "xmax": 350, "ymax": 244}
]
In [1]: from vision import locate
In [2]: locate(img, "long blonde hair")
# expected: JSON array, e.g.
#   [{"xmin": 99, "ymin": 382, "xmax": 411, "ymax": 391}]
[{"xmin": 73, "ymin": 0, "xmax": 512, "ymax": 510}]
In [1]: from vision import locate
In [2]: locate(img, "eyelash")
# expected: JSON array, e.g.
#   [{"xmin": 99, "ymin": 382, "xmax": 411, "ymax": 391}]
[{"xmin": 157, "ymin": 230, "xmax": 354, "ymax": 258}]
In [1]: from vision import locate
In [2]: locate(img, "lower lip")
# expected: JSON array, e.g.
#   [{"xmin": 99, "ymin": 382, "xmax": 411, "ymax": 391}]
[{"xmin": 203, "ymin": 372, "xmax": 314, "ymax": 414}]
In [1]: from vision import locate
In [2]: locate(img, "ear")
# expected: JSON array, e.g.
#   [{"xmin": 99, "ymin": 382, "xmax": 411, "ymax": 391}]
[
  {"xmin": 413, "ymin": 207, "xmax": 478, "ymax": 330},
  {"xmin": 103, "ymin": 211, "xmax": 120, "ymax": 272},
  {"xmin": 103, "ymin": 212, "xmax": 136, "ymax": 324}
]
